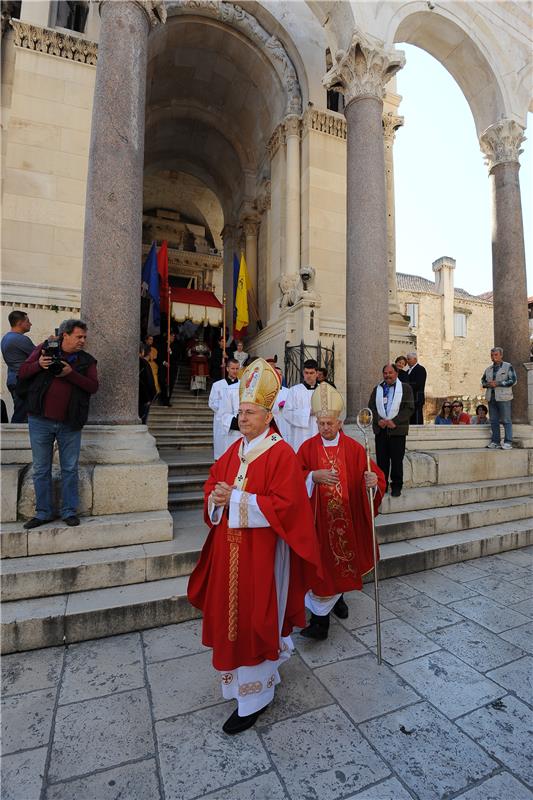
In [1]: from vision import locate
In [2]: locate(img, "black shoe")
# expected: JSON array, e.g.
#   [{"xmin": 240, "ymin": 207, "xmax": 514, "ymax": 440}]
[
  {"xmin": 23, "ymin": 517, "xmax": 53, "ymax": 530},
  {"xmin": 390, "ymin": 486, "xmax": 402, "ymax": 497},
  {"xmin": 222, "ymin": 704, "xmax": 269, "ymax": 735},
  {"xmin": 300, "ymin": 612, "xmax": 330, "ymax": 640},
  {"xmin": 63, "ymin": 516, "xmax": 80, "ymax": 527},
  {"xmin": 332, "ymin": 595, "xmax": 349, "ymax": 620}
]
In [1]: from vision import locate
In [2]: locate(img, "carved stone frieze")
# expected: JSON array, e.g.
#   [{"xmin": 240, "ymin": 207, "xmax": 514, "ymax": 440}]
[
  {"xmin": 479, "ymin": 119, "xmax": 526, "ymax": 172},
  {"xmin": 168, "ymin": 1, "xmax": 302, "ymax": 115},
  {"xmin": 302, "ymin": 110, "xmax": 346, "ymax": 140},
  {"xmin": 10, "ymin": 19, "xmax": 98, "ymax": 63},
  {"xmin": 134, "ymin": 0, "xmax": 167, "ymax": 25},
  {"xmin": 267, "ymin": 123, "xmax": 285, "ymax": 158},
  {"xmin": 256, "ymin": 180, "xmax": 271, "ymax": 214},
  {"xmin": 323, "ymin": 30, "xmax": 405, "ymax": 106},
  {"xmin": 382, "ymin": 111, "xmax": 404, "ymax": 142}
]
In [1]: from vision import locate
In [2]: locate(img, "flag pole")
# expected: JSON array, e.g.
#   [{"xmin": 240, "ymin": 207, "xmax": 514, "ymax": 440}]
[
  {"xmin": 166, "ymin": 286, "xmax": 171, "ymax": 399},
  {"xmin": 222, "ymin": 293, "xmax": 227, "ymax": 379}
]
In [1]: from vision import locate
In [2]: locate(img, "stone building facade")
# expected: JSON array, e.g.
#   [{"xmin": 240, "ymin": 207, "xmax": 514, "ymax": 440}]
[
  {"xmin": 396, "ymin": 259, "xmax": 493, "ymax": 410},
  {"xmin": 0, "ymin": 0, "xmax": 530, "ymax": 422}
]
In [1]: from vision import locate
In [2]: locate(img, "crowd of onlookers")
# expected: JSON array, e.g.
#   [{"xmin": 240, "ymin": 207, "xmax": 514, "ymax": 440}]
[{"xmin": 434, "ymin": 400, "xmax": 489, "ymax": 425}]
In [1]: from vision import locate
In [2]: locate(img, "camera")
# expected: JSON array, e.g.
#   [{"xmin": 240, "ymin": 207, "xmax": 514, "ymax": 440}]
[{"xmin": 43, "ymin": 329, "xmax": 64, "ymax": 376}]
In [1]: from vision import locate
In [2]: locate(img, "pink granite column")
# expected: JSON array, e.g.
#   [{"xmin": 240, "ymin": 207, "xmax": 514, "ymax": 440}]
[
  {"xmin": 480, "ymin": 120, "xmax": 529, "ymax": 423},
  {"xmin": 324, "ymin": 35, "xmax": 405, "ymax": 418},
  {"xmin": 81, "ymin": 1, "xmax": 165, "ymax": 423}
]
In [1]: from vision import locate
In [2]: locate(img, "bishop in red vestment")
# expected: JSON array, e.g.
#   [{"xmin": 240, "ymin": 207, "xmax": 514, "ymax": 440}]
[
  {"xmin": 188, "ymin": 359, "xmax": 321, "ymax": 734},
  {"xmin": 297, "ymin": 382, "xmax": 386, "ymax": 640}
]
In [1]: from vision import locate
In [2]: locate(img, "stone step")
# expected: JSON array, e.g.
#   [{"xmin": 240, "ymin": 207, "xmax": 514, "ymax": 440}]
[
  {"xmin": 150, "ymin": 430, "xmax": 213, "ymax": 439},
  {"xmin": 168, "ymin": 474, "xmax": 209, "ymax": 490},
  {"xmin": 0, "ymin": 510, "xmax": 173, "ymax": 559},
  {"xmin": 156, "ymin": 440, "xmax": 214, "ymax": 450},
  {"xmin": 168, "ymin": 490, "xmax": 204, "ymax": 509},
  {"xmin": 2, "ymin": 521, "xmax": 531, "ymax": 654},
  {"xmin": 377, "ymin": 495, "xmax": 533, "ymax": 543},
  {"xmin": 380, "ymin": 476, "xmax": 533, "ymax": 515}
]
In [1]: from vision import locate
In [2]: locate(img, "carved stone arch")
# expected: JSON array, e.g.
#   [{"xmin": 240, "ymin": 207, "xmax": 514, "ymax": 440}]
[{"xmin": 165, "ymin": 1, "xmax": 302, "ymax": 115}]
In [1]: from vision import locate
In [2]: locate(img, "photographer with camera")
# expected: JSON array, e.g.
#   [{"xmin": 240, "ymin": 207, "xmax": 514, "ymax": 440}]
[{"xmin": 17, "ymin": 319, "xmax": 98, "ymax": 529}]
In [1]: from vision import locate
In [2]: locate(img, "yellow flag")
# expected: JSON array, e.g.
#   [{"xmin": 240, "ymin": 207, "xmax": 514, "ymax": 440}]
[{"xmin": 235, "ymin": 252, "xmax": 249, "ymax": 331}]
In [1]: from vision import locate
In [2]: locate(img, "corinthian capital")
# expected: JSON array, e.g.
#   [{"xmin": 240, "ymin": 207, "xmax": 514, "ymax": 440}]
[
  {"xmin": 100, "ymin": 1, "xmax": 167, "ymax": 26},
  {"xmin": 284, "ymin": 115, "xmax": 301, "ymax": 138},
  {"xmin": 382, "ymin": 112, "xmax": 404, "ymax": 142},
  {"xmin": 323, "ymin": 30, "xmax": 405, "ymax": 106},
  {"xmin": 479, "ymin": 119, "xmax": 526, "ymax": 172}
]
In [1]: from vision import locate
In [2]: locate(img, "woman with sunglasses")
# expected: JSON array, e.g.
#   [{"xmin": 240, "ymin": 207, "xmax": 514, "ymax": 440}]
[{"xmin": 435, "ymin": 401, "xmax": 453, "ymax": 425}]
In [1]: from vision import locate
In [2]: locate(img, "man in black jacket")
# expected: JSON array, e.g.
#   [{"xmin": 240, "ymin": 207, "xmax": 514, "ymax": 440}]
[
  {"xmin": 18, "ymin": 319, "xmax": 98, "ymax": 529},
  {"xmin": 406, "ymin": 352, "xmax": 427, "ymax": 424}
]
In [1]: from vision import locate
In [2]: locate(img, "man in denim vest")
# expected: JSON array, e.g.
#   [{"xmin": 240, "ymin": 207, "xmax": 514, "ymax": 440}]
[{"xmin": 481, "ymin": 347, "xmax": 517, "ymax": 450}]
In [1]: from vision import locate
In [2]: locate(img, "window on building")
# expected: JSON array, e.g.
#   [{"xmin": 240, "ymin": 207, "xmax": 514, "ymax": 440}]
[
  {"xmin": 51, "ymin": 1, "xmax": 88, "ymax": 33},
  {"xmin": 454, "ymin": 312, "xmax": 467, "ymax": 338},
  {"xmin": 325, "ymin": 49, "xmax": 344, "ymax": 113},
  {"xmin": 406, "ymin": 303, "xmax": 419, "ymax": 328}
]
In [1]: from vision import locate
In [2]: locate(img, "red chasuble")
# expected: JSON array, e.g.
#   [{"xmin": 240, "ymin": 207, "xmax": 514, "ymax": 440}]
[
  {"xmin": 298, "ymin": 430, "xmax": 386, "ymax": 595},
  {"xmin": 187, "ymin": 427, "xmax": 321, "ymax": 671}
]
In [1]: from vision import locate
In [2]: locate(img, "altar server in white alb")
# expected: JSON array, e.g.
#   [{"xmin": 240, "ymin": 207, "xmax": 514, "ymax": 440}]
[
  {"xmin": 208, "ymin": 359, "xmax": 241, "ymax": 460},
  {"xmin": 267, "ymin": 361, "xmax": 291, "ymax": 441},
  {"xmin": 282, "ymin": 359, "xmax": 319, "ymax": 451}
]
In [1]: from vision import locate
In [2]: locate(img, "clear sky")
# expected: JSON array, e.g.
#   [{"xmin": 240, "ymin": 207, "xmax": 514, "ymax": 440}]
[{"xmin": 394, "ymin": 44, "xmax": 532, "ymax": 297}]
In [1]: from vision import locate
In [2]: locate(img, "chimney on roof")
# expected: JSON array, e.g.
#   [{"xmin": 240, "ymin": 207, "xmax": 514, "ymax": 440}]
[{"xmin": 433, "ymin": 256, "xmax": 456, "ymax": 345}]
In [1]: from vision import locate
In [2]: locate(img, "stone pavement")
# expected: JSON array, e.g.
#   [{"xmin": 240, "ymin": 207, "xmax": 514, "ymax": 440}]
[{"xmin": 2, "ymin": 550, "xmax": 533, "ymax": 800}]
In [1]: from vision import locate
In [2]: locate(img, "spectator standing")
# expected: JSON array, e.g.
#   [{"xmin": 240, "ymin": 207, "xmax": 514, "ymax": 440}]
[
  {"xmin": 139, "ymin": 343, "xmax": 157, "ymax": 424},
  {"xmin": 471, "ymin": 404, "xmax": 489, "ymax": 425},
  {"xmin": 482, "ymin": 347, "xmax": 517, "ymax": 450},
  {"xmin": 394, "ymin": 356, "xmax": 410, "ymax": 383},
  {"xmin": 1, "ymin": 310, "xmax": 34, "ymax": 422},
  {"xmin": 316, "ymin": 367, "xmax": 336, "ymax": 388},
  {"xmin": 405, "ymin": 352, "xmax": 427, "ymax": 424},
  {"xmin": 233, "ymin": 340, "xmax": 248, "ymax": 370},
  {"xmin": 144, "ymin": 335, "xmax": 160, "ymax": 396},
  {"xmin": 17, "ymin": 319, "xmax": 98, "ymax": 529},
  {"xmin": 368, "ymin": 364, "xmax": 414, "ymax": 497},
  {"xmin": 451, "ymin": 401, "xmax": 471, "ymax": 425},
  {"xmin": 435, "ymin": 401, "xmax": 453, "ymax": 425}
]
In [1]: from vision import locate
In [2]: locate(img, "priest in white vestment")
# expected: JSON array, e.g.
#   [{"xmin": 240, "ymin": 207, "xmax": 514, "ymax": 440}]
[
  {"xmin": 282, "ymin": 359, "xmax": 319, "ymax": 452},
  {"xmin": 208, "ymin": 359, "xmax": 241, "ymax": 459}
]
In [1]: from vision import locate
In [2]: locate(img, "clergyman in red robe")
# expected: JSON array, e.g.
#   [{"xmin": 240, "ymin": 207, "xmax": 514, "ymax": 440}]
[
  {"xmin": 188, "ymin": 358, "xmax": 321, "ymax": 735},
  {"xmin": 297, "ymin": 382, "xmax": 386, "ymax": 640}
]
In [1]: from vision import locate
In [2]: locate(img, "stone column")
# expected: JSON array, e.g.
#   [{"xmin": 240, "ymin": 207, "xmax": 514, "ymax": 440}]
[
  {"xmin": 480, "ymin": 119, "xmax": 529, "ymax": 423},
  {"xmin": 324, "ymin": 33, "xmax": 405, "ymax": 415},
  {"xmin": 81, "ymin": 0, "xmax": 166, "ymax": 424},
  {"xmin": 243, "ymin": 219, "xmax": 259, "ymax": 332},
  {"xmin": 383, "ymin": 111, "xmax": 404, "ymax": 315},
  {"xmin": 221, "ymin": 224, "xmax": 237, "ymax": 334},
  {"xmin": 284, "ymin": 115, "xmax": 301, "ymax": 275}
]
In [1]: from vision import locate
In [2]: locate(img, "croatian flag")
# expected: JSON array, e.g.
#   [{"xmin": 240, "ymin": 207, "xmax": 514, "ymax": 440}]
[{"xmin": 141, "ymin": 242, "xmax": 161, "ymax": 335}]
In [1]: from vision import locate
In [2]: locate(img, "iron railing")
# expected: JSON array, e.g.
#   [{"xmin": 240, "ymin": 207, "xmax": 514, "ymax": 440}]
[{"xmin": 284, "ymin": 340, "xmax": 335, "ymax": 387}]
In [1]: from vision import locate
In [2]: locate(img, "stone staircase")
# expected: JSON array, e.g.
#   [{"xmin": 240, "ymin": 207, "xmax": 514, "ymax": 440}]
[{"xmin": 2, "ymin": 412, "xmax": 533, "ymax": 653}]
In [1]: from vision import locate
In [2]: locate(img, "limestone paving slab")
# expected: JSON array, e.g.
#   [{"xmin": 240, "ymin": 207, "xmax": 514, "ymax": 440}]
[
  {"xmin": 349, "ymin": 777, "xmax": 415, "ymax": 799},
  {"xmin": 155, "ymin": 704, "xmax": 270, "ymax": 800},
  {"xmin": 261, "ymin": 704, "xmax": 390, "ymax": 800},
  {"xmin": 463, "ymin": 575, "xmax": 532, "ymax": 605},
  {"xmin": 202, "ymin": 772, "xmax": 287, "ymax": 800},
  {"xmin": 450, "ymin": 595, "xmax": 530, "ymax": 633},
  {"xmin": 315, "ymin": 654, "xmax": 419, "ymax": 723},
  {"xmin": 486, "ymin": 655, "xmax": 533, "ymax": 705},
  {"xmin": 399, "ymin": 570, "xmax": 478, "ymax": 603},
  {"xmin": 428, "ymin": 620, "xmax": 526, "ymax": 671},
  {"xmin": 1, "ymin": 687, "xmax": 56, "ymax": 755},
  {"xmin": 434, "ymin": 561, "xmax": 489, "ymax": 582},
  {"xmin": 393, "ymin": 650, "xmax": 505, "ymax": 719},
  {"xmin": 510, "ymin": 573, "xmax": 533, "ymax": 588},
  {"xmin": 142, "ymin": 619, "xmax": 207, "ymax": 662},
  {"xmin": 354, "ymin": 618, "xmax": 440, "ymax": 665},
  {"xmin": 497, "ymin": 548, "xmax": 533, "ymax": 568},
  {"xmin": 360, "ymin": 701, "xmax": 497, "ymax": 800},
  {"xmin": 48, "ymin": 688, "xmax": 154, "ymax": 783},
  {"xmin": 59, "ymin": 632, "xmax": 145, "ymax": 704},
  {"xmin": 382, "ymin": 592, "xmax": 466, "ymax": 633},
  {"xmin": 336, "ymin": 589, "xmax": 396, "ymax": 629},
  {"xmin": 45, "ymin": 758, "xmax": 161, "ymax": 800},
  {"xmin": 255, "ymin": 654, "xmax": 333, "ymax": 728},
  {"xmin": 294, "ymin": 618, "xmax": 368, "ymax": 668},
  {"xmin": 147, "ymin": 650, "xmax": 223, "ymax": 720},
  {"xmin": 457, "ymin": 695, "xmax": 533, "ymax": 787},
  {"xmin": 511, "ymin": 598, "xmax": 533, "ymax": 617},
  {"xmin": 1, "ymin": 645, "xmax": 63, "ymax": 696},
  {"xmin": 462, "ymin": 554, "xmax": 532, "ymax": 578},
  {"xmin": 1, "ymin": 746, "xmax": 48, "ymax": 800},
  {"xmin": 500, "ymin": 621, "xmax": 533, "ymax": 653},
  {"xmin": 454, "ymin": 772, "xmax": 533, "ymax": 800},
  {"xmin": 362, "ymin": 576, "xmax": 419, "ymax": 603}
]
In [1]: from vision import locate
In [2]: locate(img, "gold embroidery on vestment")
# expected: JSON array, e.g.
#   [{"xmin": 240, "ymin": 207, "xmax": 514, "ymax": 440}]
[
  {"xmin": 227, "ymin": 530, "xmax": 242, "ymax": 641},
  {"xmin": 239, "ymin": 491, "xmax": 250, "ymax": 528},
  {"xmin": 238, "ymin": 681, "xmax": 263, "ymax": 696}
]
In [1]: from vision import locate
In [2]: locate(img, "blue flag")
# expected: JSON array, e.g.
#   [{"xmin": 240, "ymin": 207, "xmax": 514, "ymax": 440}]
[{"xmin": 141, "ymin": 242, "xmax": 160, "ymax": 335}]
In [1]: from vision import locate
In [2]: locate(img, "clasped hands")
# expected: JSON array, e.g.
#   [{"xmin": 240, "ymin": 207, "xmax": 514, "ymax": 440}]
[
  {"xmin": 313, "ymin": 469, "xmax": 378, "ymax": 489},
  {"xmin": 210, "ymin": 481, "xmax": 233, "ymax": 508},
  {"xmin": 378, "ymin": 418, "xmax": 396, "ymax": 429}
]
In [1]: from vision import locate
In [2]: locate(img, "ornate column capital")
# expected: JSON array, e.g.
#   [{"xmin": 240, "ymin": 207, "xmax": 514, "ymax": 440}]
[
  {"xmin": 382, "ymin": 111, "xmax": 404, "ymax": 142},
  {"xmin": 221, "ymin": 224, "xmax": 237, "ymax": 244},
  {"xmin": 479, "ymin": 119, "xmax": 526, "ymax": 172},
  {"xmin": 242, "ymin": 219, "xmax": 259, "ymax": 238},
  {"xmin": 323, "ymin": 30, "xmax": 405, "ymax": 107},
  {"xmin": 99, "ymin": 0, "xmax": 167, "ymax": 26},
  {"xmin": 284, "ymin": 114, "xmax": 301, "ymax": 138}
]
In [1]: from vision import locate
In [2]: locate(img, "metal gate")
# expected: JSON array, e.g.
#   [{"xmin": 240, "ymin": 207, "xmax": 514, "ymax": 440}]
[{"xmin": 284, "ymin": 340, "xmax": 335, "ymax": 387}]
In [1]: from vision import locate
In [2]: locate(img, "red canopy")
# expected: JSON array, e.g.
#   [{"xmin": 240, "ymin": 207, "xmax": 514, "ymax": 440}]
[{"xmin": 170, "ymin": 288, "xmax": 222, "ymax": 308}]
